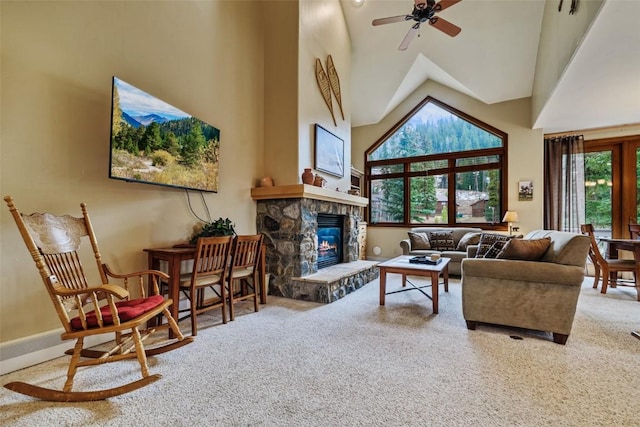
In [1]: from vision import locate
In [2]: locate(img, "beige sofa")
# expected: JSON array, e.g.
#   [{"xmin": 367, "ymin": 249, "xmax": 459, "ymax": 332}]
[
  {"xmin": 461, "ymin": 230, "xmax": 591, "ymax": 345},
  {"xmin": 400, "ymin": 227, "xmax": 482, "ymax": 275}
]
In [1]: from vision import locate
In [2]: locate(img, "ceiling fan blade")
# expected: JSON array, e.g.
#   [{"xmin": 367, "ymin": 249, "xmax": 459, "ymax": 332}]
[
  {"xmin": 433, "ymin": 0, "xmax": 462, "ymax": 12},
  {"xmin": 372, "ymin": 15, "xmax": 411, "ymax": 26},
  {"xmin": 429, "ymin": 16, "xmax": 461, "ymax": 37},
  {"xmin": 399, "ymin": 23, "xmax": 420, "ymax": 51}
]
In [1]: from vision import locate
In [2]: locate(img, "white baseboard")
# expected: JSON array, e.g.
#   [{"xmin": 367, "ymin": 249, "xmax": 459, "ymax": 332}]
[{"xmin": 0, "ymin": 329, "xmax": 111, "ymax": 375}]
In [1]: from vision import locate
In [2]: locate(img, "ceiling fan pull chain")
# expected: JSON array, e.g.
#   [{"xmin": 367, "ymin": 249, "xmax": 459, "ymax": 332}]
[
  {"xmin": 558, "ymin": 0, "xmax": 563, "ymax": 12},
  {"xmin": 570, "ymin": 0, "xmax": 578, "ymax": 14}
]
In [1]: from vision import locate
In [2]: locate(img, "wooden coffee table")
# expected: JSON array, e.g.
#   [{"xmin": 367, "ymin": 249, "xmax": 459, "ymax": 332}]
[{"xmin": 378, "ymin": 256, "xmax": 450, "ymax": 314}]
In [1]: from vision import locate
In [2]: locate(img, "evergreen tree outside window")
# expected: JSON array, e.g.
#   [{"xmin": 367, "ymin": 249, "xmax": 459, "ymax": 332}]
[{"xmin": 365, "ymin": 97, "xmax": 508, "ymax": 227}]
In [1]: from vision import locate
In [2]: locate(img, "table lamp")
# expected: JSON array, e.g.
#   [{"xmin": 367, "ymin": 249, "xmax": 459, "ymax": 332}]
[{"xmin": 502, "ymin": 211, "xmax": 519, "ymax": 235}]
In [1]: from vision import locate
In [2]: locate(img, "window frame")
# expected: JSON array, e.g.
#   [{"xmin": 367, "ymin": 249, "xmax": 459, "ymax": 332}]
[{"xmin": 364, "ymin": 96, "xmax": 509, "ymax": 229}]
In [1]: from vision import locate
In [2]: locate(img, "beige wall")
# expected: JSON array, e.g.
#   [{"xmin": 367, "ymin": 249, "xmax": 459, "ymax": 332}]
[
  {"xmin": 579, "ymin": 125, "xmax": 640, "ymax": 141},
  {"xmin": 352, "ymin": 81, "xmax": 544, "ymax": 260},
  {"xmin": 298, "ymin": 0, "xmax": 352, "ymax": 191},
  {"xmin": 0, "ymin": 1, "xmax": 266, "ymax": 343},
  {"xmin": 262, "ymin": 0, "xmax": 351, "ymax": 189},
  {"xmin": 264, "ymin": 1, "xmax": 299, "ymax": 186}
]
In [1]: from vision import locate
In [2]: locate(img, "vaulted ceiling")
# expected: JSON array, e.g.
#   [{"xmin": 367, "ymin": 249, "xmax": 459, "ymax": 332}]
[{"xmin": 341, "ymin": 0, "xmax": 640, "ymax": 133}]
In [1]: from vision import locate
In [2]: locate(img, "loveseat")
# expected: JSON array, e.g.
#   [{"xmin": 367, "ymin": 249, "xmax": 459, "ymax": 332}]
[
  {"xmin": 461, "ymin": 230, "xmax": 591, "ymax": 345},
  {"xmin": 400, "ymin": 227, "xmax": 483, "ymax": 275}
]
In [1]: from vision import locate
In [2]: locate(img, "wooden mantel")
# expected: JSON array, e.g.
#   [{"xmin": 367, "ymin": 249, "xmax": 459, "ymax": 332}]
[{"xmin": 251, "ymin": 184, "xmax": 368, "ymax": 207}]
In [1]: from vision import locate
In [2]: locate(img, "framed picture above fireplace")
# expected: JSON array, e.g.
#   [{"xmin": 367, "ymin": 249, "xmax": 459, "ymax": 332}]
[{"xmin": 314, "ymin": 124, "xmax": 344, "ymax": 177}]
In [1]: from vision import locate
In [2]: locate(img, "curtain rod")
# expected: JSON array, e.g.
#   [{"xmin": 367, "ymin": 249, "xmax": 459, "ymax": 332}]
[{"xmin": 544, "ymin": 123, "xmax": 640, "ymax": 138}]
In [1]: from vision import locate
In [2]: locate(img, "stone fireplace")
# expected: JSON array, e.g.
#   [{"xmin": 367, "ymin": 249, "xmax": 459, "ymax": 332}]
[{"xmin": 251, "ymin": 184, "xmax": 378, "ymax": 303}]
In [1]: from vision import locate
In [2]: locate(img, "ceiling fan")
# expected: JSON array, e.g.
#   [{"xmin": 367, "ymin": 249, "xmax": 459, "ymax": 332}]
[{"xmin": 372, "ymin": 0, "xmax": 463, "ymax": 51}]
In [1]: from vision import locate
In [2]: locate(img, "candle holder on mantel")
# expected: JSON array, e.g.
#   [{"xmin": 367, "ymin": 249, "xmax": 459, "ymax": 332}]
[{"xmin": 302, "ymin": 168, "xmax": 314, "ymax": 185}]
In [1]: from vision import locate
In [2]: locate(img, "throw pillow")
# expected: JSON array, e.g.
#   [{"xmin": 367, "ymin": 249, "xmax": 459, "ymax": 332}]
[
  {"xmin": 483, "ymin": 240, "xmax": 509, "ymax": 258},
  {"xmin": 429, "ymin": 231, "xmax": 456, "ymax": 251},
  {"xmin": 497, "ymin": 237, "xmax": 552, "ymax": 261},
  {"xmin": 408, "ymin": 232, "xmax": 431, "ymax": 250},
  {"xmin": 475, "ymin": 233, "xmax": 514, "ymax": 258},
  {"xmin": 456, "ymin": 232, "xmax": 482, "ymax": 251}
]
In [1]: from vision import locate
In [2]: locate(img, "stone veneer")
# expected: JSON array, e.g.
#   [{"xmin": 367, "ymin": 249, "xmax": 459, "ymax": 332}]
[
  {"xmin": 254, "ymin": 192, "xmax": 378, "ymax": 303},
  {"xmin": 287, "ymin": 260, "xmax": 379, "ymax": 303}
]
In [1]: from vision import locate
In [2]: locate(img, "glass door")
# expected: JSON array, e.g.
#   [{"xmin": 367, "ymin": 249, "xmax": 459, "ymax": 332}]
[
  {"xmin": 584, "ymin": 149, "xmax": 614, "ymax": 239},
  {"xmin": 584, "ymin": 136, "xmax": 640, "ymax": 239}
]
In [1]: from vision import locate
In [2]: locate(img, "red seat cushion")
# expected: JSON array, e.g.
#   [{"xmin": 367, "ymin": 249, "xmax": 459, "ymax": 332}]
[{"xmin": 70, "ymin": 294, "xmax": 165, "ymax": 330}]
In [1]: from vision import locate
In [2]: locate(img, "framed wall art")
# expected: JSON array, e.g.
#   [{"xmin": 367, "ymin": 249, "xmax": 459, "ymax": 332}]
[
  {"xmin": 518, "ymin": 180, "xmax": 533, "ymax": 201},
  {"xmin": 314, "ymin": 124, "xmax": 344, "ymax": 177}
]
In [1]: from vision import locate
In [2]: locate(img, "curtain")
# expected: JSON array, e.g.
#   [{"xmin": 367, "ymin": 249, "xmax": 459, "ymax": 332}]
[{"xmin": 544, "ymin": 135, "xmax": 585, "ymax": 232}]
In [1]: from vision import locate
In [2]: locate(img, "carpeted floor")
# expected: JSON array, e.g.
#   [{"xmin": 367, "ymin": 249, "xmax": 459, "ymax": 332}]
[{"xmin": 0, "ymin": 275, "xmax": 638, "ymax": 427}]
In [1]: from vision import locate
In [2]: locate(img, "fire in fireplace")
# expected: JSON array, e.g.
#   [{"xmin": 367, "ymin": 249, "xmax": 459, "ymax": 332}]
[{"xmin": 317, "ymin": 213, "xmax": 344, "ymax": 269}]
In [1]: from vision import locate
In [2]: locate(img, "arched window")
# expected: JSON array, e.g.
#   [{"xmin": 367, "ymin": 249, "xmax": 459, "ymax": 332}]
[{"xmin": 365, "ymin": 97, "xmax": 508, "ymax": 228}]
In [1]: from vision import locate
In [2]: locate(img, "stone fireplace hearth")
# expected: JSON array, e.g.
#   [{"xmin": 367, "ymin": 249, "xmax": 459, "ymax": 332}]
[{"xmin": 251, "ymin": 184, "xmax": 378, "ymax": 303}]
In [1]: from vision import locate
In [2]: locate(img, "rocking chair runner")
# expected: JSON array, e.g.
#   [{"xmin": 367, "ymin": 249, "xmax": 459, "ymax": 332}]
[{"xmin": 3, "ymin": 196, "xmax": 193, "ymax": 402}]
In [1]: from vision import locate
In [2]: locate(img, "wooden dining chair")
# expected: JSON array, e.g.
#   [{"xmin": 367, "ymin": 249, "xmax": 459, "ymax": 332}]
[
  {"xmin": 580, "ymin": 224, "xmax": 637, "ymax": 294},
  {"xmin": 629, "ymin": 223, "xmax": 640, "ymax": 240},
  {"xmin": 179, "ymin": 236, "xmax": 234, "ymax": 335},
  {"xmin": 227, "ymin": 234, "xmax": 264, "ymax": 321},
  {"xmin": 3, "ymin": 196, "xmax": 193, "ymax": 401}
]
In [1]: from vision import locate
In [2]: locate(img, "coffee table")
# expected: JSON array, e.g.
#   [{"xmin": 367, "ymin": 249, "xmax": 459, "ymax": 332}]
[{"xmin": 378, "ymin": 256, "xmax": 450, "ymax": 314}]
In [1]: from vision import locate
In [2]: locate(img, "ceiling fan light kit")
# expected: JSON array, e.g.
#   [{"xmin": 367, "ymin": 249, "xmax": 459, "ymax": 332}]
[{"xmin": 372, "ymin": 0, "xmax": 462, "ymax": 51}]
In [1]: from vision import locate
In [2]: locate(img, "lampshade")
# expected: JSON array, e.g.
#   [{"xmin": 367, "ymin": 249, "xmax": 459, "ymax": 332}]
[{"xmin": 502, "ymin": 211, "xmax": 519, "ymax": 223}]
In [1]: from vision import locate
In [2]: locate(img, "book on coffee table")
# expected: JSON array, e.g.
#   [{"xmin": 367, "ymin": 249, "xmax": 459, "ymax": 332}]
[{"xmin": 409, "ymin": 256, "xmax": 442, "ymax": 265}]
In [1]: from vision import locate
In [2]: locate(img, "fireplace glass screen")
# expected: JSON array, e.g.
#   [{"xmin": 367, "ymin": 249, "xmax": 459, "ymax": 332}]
[{"xmin": 317, "ymin": 214, "xmax": 344, "ymax": 269}]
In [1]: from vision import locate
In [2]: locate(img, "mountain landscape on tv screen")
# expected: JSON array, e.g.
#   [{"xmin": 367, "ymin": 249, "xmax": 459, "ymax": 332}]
[
  {"xmin": 109, "ymin": 77, "xmax": 220, "ymax": 192},
  {"xmin": 122, "ymin": 112, "xmax": 170, "ymax": 128}
]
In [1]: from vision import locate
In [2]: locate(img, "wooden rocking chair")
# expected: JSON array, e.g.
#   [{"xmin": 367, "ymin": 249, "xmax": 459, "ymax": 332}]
[{"xmin": 3, "ymin": 196, "xmax": 194, "ymax": 401}]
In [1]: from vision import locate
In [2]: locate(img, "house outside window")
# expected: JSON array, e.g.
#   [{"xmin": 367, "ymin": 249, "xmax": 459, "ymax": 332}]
[{"xmin": 365, "ymin": 97, "xmax": 508, "ymax": 228}]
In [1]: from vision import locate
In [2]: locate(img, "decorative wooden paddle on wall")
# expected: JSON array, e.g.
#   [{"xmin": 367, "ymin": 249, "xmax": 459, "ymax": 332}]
[
  {"xmin": 315, "ymin": 58, "xmax": 336, "ymax": 126},
  {"xmin": 326, "ymin": 55, "xmax": 344, "ymax": 121}
]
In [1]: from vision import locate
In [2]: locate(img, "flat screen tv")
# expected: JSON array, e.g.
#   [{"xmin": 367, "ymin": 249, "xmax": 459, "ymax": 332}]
[{"xmin": 109, "ymin": 76, "xmax": 220, "ymax": 192}]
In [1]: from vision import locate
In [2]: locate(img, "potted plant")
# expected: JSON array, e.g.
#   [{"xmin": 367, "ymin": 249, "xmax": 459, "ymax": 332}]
[{"xmin": 189, "ymin": 217, "xmax": 236, "ymax": 244}]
